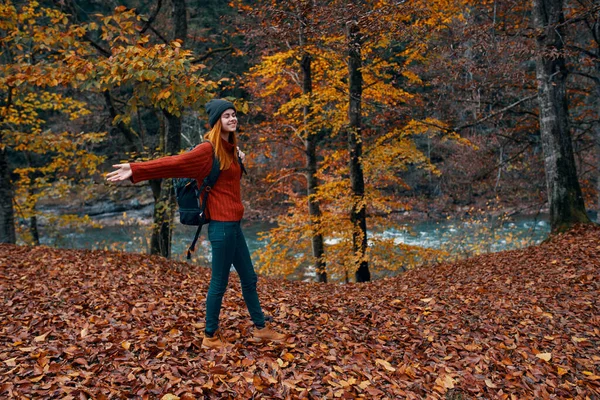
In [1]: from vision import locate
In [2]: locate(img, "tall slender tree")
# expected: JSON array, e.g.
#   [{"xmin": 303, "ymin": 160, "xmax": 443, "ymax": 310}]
[
  {"xmin": 0, "ymin": 132, "xmax": 15, "ymax": 244},
  {"xmin": 149, "ymin": 0, "xmax": 188, "ymax": 257},
  {"xmin": 241, "ymin": 0, "xmax": 329, "ymax": 281},
  {"xmin": 299, "ymin": 8, "xmax": 327, "ymax": 283},
  {"xmin": 346, "ymin": 14, "xmax": 370, "ymax": 282},
  {"xmin": 566, "ymin": 2, "xmax": 600, "ymax": 223}
]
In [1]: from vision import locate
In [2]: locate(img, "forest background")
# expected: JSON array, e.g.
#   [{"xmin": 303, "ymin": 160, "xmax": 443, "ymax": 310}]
[{"xmin": 1, "ymin": 0, "xmax": 598, "ymax": 283}]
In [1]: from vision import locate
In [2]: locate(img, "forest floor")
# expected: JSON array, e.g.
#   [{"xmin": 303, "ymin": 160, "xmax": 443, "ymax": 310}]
[{"xmin": 0, "ymin": 224, "xmax": 599, "ymax": 399}]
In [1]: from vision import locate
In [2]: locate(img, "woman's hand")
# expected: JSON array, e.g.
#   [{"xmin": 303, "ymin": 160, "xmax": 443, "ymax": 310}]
[
  {"xmin": 106, "ymin": 163, "xmax": 132, "ymax": 182},
  {"xmin": 237, "ymin": 147, "xmax": 246, "ymax": 163}
]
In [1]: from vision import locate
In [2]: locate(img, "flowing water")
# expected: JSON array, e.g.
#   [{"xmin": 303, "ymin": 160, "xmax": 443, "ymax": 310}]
[{"xmin": 38, "ymin": 214, "xmax": 552, "ymax": 264}]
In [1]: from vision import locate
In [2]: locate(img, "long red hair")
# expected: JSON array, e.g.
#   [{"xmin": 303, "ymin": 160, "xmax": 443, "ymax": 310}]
[{"xmin": 204, "ymin": 119, "xmax": 238, "ymax": 170}]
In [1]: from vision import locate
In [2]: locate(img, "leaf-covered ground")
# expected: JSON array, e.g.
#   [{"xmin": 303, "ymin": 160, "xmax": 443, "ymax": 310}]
[{"xmin": 1, "ymin": 225, "xmax": 599, "ymax": 399}]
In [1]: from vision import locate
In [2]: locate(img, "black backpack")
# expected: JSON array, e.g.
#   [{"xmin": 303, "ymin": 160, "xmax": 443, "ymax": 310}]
[
  {"xmin": 174, "ymin": 143, "xmax": 220, "ymax": 260},
  {"xmin": 174, "ymin": 142, "xmax": 246, "ymax": 260}
]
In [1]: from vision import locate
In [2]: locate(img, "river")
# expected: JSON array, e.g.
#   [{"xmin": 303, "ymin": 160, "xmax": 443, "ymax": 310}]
[{"xmin": 38, "ymin": 213, "xmax": 553, "ymax": 269}]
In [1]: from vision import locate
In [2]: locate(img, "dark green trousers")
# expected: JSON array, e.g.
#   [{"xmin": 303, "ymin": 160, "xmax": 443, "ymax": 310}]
[{"xmin": 205, "ymin": 221, "xmax": 265, "ymax": 335}]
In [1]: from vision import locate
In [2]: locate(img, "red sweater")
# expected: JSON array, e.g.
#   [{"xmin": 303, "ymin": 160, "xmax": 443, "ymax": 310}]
[{"xmin": 130, "ymin": 139, "xmax": 244, "ymax": 221}]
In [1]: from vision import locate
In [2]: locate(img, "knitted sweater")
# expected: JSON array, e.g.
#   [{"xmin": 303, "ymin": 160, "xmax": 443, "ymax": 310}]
[{"xmin": 130, "ymin": 139, "xmax": 244, "ymax": 221}]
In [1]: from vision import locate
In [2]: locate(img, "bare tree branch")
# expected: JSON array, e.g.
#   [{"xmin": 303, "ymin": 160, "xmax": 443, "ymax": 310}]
[
  {"xmin": 103, "ymin": 91, "xmax": 140, "ymax": 153},
  {"xmin": 453, "ymin": 94, "xmax": 538, "ymax": 132},
  {"xmin": 84, "ymin": 34, "xmax": 111, "ymax": 57},
  {"xmin": 570, "ymin": 71, "xmax": 600, "ymax": 84},
  {"xmin": 140, "ymin": 0, "xmax": 163, "ymax": 34},
  {"xmin": 192, "ymin": 46, "xmax": 234, "ymax": 64},
  {"xmin": 567, "ymin": 44, "xmax": 599, "ymax": 59}
]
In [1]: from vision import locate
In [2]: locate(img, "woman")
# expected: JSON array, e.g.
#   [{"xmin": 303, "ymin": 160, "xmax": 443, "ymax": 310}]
[{"xmin": 106, "ymin": 99, "xmax": 286, "ymax": 350}]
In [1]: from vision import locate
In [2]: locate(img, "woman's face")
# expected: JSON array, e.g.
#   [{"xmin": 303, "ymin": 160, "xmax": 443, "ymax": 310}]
[{"xmin": 220, "ymin": 109, "xmax": 237, "ymax": 133}]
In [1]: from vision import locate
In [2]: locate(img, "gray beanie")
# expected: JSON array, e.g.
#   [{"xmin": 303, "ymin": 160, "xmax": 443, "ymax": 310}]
[{"xmin": 206, "ymin": 99, "xmax": 236, "ymax": 128}]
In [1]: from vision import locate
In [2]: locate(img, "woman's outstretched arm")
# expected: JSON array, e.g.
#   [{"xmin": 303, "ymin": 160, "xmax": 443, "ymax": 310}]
[{"xmin": 105, "ymin": 143, "xmax": 213, "ymax": 184}]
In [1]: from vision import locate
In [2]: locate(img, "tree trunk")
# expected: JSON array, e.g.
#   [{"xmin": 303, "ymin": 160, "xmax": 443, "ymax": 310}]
[
  {"xmin": 347, "ymin": 19, "xmax": 370, "ymax": 282},
  {"xmin": 172, "ymin": 0, "xmax": 188, "ymax": 43},
  {"xmin": 30, "ymin": 216, "xmax": 40, "ymax": 246},
  {"xmin": 28, "ymin": 185, "xmax": 39, "ymax": 246},
  {"xmin": 149, "ymin": 0, "xmax": 187, "ymax": 258},
  {"xmin": 0, "ymin": 137, "xmax": 16, "ymax": 244},
  {"xmin": 596, "ymin": 48, "xmax": 600, "ymax": 223},
  {"xmin": 150, "ymin": 112, "xmax": 182, "ymax": 258},
  {"xmin": 532, "ymin": 0, "xmax": 590, "ymax": 232},
  {"xmin": 149, "ymin": 178, "xmax": 173, "ymax": 258},
  {"xmin": 596, "ymin": 74, "xmax": 600, "ymax": 223},
  {"xmin": 300, "ymin": 51, "xmax": 327, "ymax": 283},
  {"xmin": 597, "ymin": 123, "xmax": 600, "ymax": 223}
]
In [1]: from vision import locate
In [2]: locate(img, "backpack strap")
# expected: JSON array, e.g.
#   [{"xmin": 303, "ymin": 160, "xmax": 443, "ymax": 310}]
[
  {"xmin": 187, "ymin": 143, "xmax": 221, "ymax": 260},
  {"xmin": 238, "ymin": 155, "xmax": 247, "ymax": 176}
]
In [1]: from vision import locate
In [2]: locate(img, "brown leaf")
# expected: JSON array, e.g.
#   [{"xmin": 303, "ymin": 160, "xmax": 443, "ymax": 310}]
[
  {"xmin": 441, "ymin": 375, "xmax": 455, "ymax": 389},
  {"xmin": 34, "ymin": 331, "xmax": 50, "ymax": 342},
  {"xmin": 484, "ymin": 379, "xmax": 497, "ymax": 389},
  {"xmin": 375, "ymin": 358, "xmax": 396, "ymax": 372},
  {"xmin": 4, "ymin": 358, "xmax": 17, "ymax": 367},
  {"xmin": 535, "ymin": 353, "xmax": 552, "ymax": 362},
  {"xmin": 209, "ymin": 366, "xmax": 228, "ymax": 375}
]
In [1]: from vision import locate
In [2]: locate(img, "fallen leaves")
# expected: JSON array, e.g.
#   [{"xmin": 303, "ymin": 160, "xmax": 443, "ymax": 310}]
[{"xmin": 0, "ymin": 224, "xmax": 599, "ymax": 398}]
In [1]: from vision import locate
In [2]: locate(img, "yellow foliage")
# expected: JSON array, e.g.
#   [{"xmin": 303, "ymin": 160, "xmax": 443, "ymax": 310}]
[
  {"xmin": 244, "ymin": 0, "xmax": 474, "ymax": 280},
  {"xmin": 1, "ymin": 1, "xmax": 108, "ymax": 244}
]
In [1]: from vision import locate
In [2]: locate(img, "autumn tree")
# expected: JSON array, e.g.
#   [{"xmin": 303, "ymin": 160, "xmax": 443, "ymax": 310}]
[
  {"xmin": 244, "ymin": 0, "xmax": 468, "ymax": 281},
  {"xmin": 400, "ymin": 0, "xmax": 591, "ymax": 234},
  {"xmin": 317, "ymin": 0, "xmax": 472, "ymax": 281},
  {"xmin": 299, "ymin": 4, "xmax": 327, "ymax": 283},
  {"xmin": 532, "ymin": 0, "xmax": 591, "ymax": 232},
  {"xmin": 0, "ymin": 1, "xmax": 106, "ymax": 245},
  {"xmin": 385, "ymin": 0, "xmax": 597, "ymax": 238},
  {"xmin": 424, "ymin": 0, "xmax": 596, "ymax": 231},
  {"xmin": 345, "ymin": 2, "xmax": 370, "ymax": 282},
  {"xmin": 401, "ymin": 0, "xmax": 550, "ymax": 225},
  {"xmin": 56, "ymin": 3, "xmax": 222, "ymax": 258},
  {"xmin": 148, "ymin": 0, "xmax": 188, "ymax": 258},
  {"xmin": 565, "ymin": 2, "xmax": 600, "ymax": 223},
  {"xmin": 239, "ymin": 0, "xmax": 328, "ymax": 281}
]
